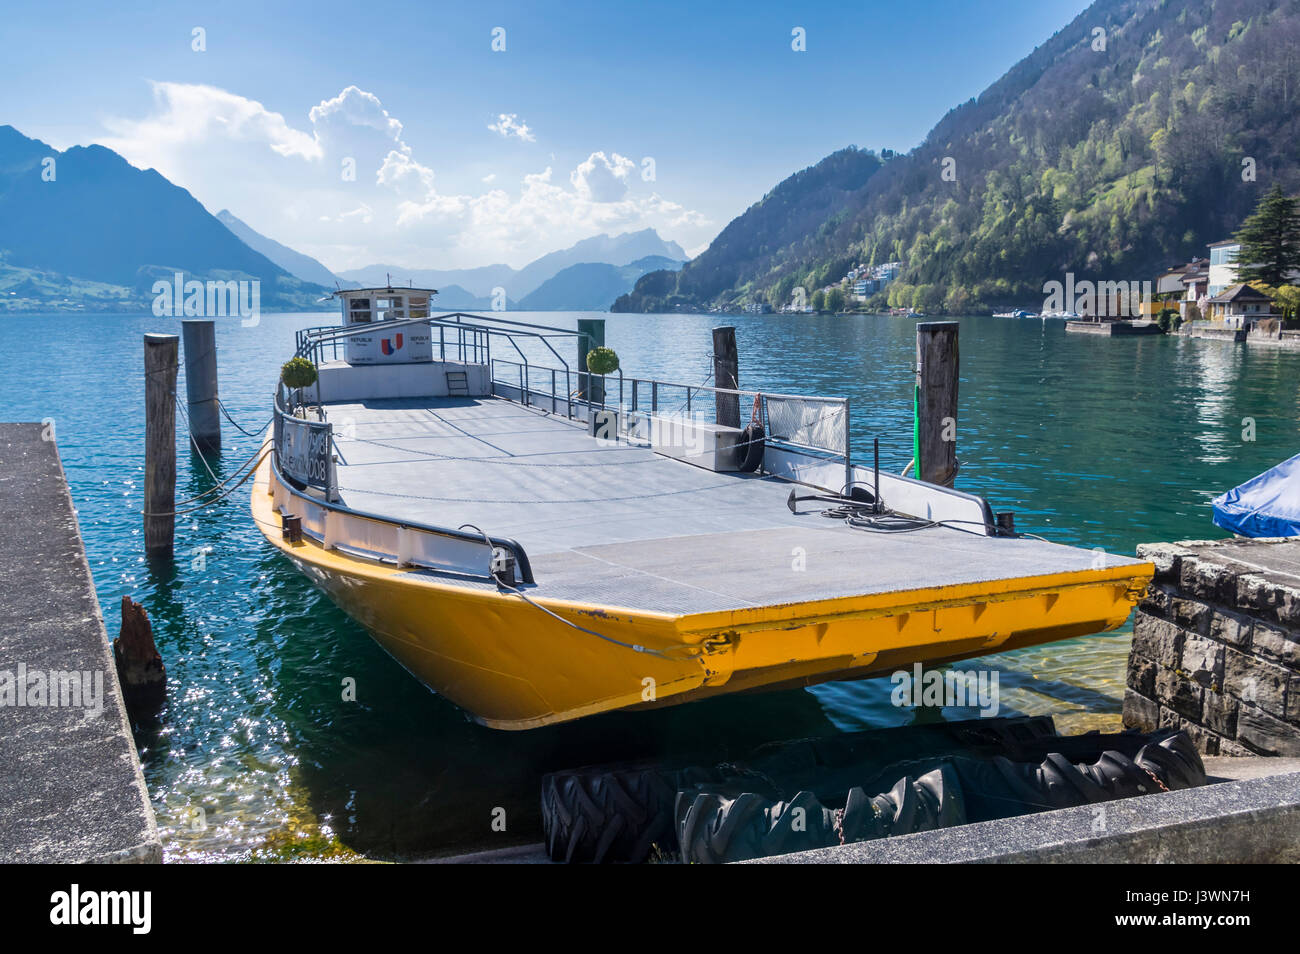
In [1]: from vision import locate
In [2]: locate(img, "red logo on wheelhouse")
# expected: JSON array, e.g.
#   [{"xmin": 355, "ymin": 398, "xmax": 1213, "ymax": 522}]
[{"xmin": 381, "ymin": 333, "xmax": 403, "ymax": 355}]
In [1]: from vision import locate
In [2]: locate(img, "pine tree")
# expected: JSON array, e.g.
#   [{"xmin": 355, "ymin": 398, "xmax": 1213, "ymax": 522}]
[{"xmin": 1233, "ymin": 184, "xmax": 1300, "ymax": 286}]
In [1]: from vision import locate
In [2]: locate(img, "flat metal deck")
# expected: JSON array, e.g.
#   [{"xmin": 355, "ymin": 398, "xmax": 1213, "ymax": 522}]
[{"xmin": 324, "ymin": 397, "xmax": 1141, "ymax": 615}]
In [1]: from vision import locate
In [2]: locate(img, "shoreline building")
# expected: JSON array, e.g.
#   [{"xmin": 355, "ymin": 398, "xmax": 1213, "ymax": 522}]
[
  {"xmin": 850, "ymin": 261, "xmax": 902, "ymax": 302},
  {"xmin": 1206, "ymin": 284, "xmax": 1278, "ymax": 330},
  {"xmin": 1208, "ymin": 240, "xmax": 1242, "ymax": 298}
]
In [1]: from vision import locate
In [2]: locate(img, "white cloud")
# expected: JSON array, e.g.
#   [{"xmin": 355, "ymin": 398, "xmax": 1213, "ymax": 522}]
[
  {"xmin": 97, "ymin": 83, "xmax": 709, "ymax": 270},
  {"xmin": 318, "ymin": 204, "xmax": 374, "ymax": 224},
  {"xmin": 340, "ymin": 204, "xmax": 374, "ymax": 224},
  {"xmin": 101, "ymin": 81, "xmax": 322, "ymax": 174},
  {"xmin": 570, "ymin": 151, "xmax": 634, "ymax": 202},
  {"xmin": 487, "ymin": 113, "xmax": 536, "ymax": 142},
  {"xmin": 377, "ymin": 149, "xmax": 434, "ymax": 196},
  {"xmin": 310, "ymin": 86, "xmax": 403, "ymax": 142}
]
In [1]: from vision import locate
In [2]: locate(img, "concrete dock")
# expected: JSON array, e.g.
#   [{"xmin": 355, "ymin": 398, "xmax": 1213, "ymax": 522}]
[
  {"xmin": 0, "ymin": 423, "xmax": 161, "ymax": 863},
  {"xmin": 1180, "ymin": 321, "xmax": 1300, "ymax": 349},
  {"xmin": 1064, "ymin": 319, "xmax": 1162, "ymax": 336}
]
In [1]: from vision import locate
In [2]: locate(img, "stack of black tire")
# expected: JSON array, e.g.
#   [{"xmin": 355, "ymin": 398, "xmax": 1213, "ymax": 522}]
[{"xmin": 540, "ymin": 720, "xmax": 1206, "ymax": 864}]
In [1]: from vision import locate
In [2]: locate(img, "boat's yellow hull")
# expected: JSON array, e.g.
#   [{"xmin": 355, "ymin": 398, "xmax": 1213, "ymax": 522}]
[{"xmin": 252, "ymin": 455, "xmax": 1152, "ymax": 730}]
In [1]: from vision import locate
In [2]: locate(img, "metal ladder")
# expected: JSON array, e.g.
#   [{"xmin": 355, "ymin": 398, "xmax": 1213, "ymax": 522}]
[{"xmin": 445, "ymin": 370, "xmax": 470, "ymax": 396}]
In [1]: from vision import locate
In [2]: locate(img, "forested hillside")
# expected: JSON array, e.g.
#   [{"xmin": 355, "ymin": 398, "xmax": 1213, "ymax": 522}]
[
  {"xmin": 616, "ymin": 0, "xmax": 1300, "ymax": 313},
  {"xmin": 614, "ymin": 147, "xmax": 882, "ymax": 311}
]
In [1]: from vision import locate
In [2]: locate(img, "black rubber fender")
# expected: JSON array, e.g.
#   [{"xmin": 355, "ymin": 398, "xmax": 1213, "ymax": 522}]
[
  {"xmin": 676, "ymin": 789, "xmax": 838, "ymax": 864},
  {"xmin": 839, "ymin": 763, "xmax": 966, "ymax": 844},
  {"xmin": 540, "ymin": 761, "xmax": 770, "ymax": 863},
  {"xmin": 676, "ymin": 764, "xmax": 967, "ymax": 863},
  {"xmin": 1134, "ymin": 730, "xmax": 1206, "ymax": 790},
  {"xmin": 542, "ymin": 726, "xmax": 1206, "ymax": 863},
  {"xmin": 736, "ymin": 422, "xmax": 765, "ymax": 472}
]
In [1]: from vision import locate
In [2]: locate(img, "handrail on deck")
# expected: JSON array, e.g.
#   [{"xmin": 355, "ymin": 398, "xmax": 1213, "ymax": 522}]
[
  {"xmin": 269, "ymin": 442, "xmax": 535, "ymax": 585},
  {"xmin": 269, "ymin": 378, "xmax": 534, "ymax": 584},
  {"xmin": 296, "ymin": 312, "xmax": 584, "ymax": 359},
  {"xmin": 488, "ymin": 357, "xmax": 854, "ymax": 490},
  {"xmin": 294, "ymin": 312, "xmax": 591, "ymax": 382}
]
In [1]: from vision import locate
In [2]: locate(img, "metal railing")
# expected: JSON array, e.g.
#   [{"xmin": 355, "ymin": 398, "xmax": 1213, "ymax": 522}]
[
  {"xmin": 487, "ymin": 359, "xmax": 853, "ymax": 488},
  {"xmin": 294, "ymin": 311, "xmax": 588, "ymax": 374},
  {"xmin": 270, "ymin": 313, "xmax": 599, "ymax": 584},
  {"xmin": 296, "ymin": 315, "xmax": 491, "ymax": 366},
  {"xmin": 274, "ymin": 382, "xmax": 338, "ymax": 500},
  {"xmin": 269, "ymin": 380, "xmax": 535, "ymax": 584}
]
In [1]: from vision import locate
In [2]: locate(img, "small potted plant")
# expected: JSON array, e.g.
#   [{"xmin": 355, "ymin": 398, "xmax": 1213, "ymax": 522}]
[
  {"xmin": 585, "ymin": 346, "xmax": 619, "ymax": 437},
  {"xmin": 281, "ymin": 356, "xmax": 318, "ymax": 412},
  {"xmin": 586, "ymin": 346, "xmax": 619, "ymax": 405}
]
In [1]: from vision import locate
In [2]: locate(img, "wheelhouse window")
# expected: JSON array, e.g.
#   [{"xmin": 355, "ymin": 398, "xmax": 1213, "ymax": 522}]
[
  {"xmin": 376, "ymin": 296, "xmax": 406, "ymax": 321},
  {"xmin": 348, "ymin": 297, "xmax": 372, "ymax": 324}
]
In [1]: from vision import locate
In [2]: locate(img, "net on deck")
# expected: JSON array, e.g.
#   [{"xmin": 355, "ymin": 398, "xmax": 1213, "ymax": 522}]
[{"xmin": 763, "ymin": 396, "xmax": 848, "ymax": 456}]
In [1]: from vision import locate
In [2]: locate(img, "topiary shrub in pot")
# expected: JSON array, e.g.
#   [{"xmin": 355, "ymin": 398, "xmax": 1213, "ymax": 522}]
[
  {"xmin": 586, "ymin": 346, "xmax": 619, "ymax": 375},
  {"xmin": 281, "ymin": 356, "xmax": 318, "ymax": 411},
  {"xmin": 585, "ymin": 346, "xmax": 619, "ymax": 407}
]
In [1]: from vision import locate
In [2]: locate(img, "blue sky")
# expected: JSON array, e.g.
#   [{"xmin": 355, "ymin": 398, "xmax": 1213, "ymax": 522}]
[{"xmin": 2, "ymin": 0, "xmax": 1092, "ymax": 270}]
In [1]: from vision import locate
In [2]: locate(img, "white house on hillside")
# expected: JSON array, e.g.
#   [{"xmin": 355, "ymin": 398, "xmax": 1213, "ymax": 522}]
[{"xmin": 1208, "ymin": 240, "xmax": 1241, "ymax": 297}]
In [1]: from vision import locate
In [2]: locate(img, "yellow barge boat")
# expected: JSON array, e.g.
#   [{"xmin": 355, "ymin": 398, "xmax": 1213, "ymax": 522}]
[{"xmin": 251, "ymin": 291, "xmax": 1151, "ymax": 729}]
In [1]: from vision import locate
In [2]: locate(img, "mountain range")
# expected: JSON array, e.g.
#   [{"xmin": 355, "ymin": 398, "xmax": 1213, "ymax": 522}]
[
  {"xmin": 0, "ymin": 122, "xmax": 688, "ymax": 314},
  {"xmin": 616, "ymin": 0, "xmax": 1300, "ymax": 314},
  {"xmin": 0, "ymin": 125, "xmax": 328, "ymax": 312},
  {"xmin": 216, "ymin": 209, "xmax": 338, "ymax": 288},
  {"xmin": 337, "ymin": 228, "xmax": 687, "ymax": 301},
  {"xmin": 517, "ymin": 255, "xmax": 684, "ymax": 310}
]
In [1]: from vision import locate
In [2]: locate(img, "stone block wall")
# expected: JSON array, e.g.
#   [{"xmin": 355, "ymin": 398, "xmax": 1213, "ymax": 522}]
[{"xmin": 1123, "ymin": 539, "xmax": 1300, "ymax": 757}]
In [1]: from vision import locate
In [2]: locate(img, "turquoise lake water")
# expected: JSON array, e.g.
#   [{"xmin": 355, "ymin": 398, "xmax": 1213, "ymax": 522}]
[{"xmin": 2, "ymin": 310, "xmax": 1297, "ymax": 860}]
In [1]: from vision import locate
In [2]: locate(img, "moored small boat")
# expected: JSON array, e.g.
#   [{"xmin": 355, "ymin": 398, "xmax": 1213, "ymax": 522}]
[
  {"xmin": 251, "ymin": 290, "xmax": 1152, "ymax": 729},
  {"xmin": 1212, "ymin": 453, "xmax": 1300, "ymax": 538}
]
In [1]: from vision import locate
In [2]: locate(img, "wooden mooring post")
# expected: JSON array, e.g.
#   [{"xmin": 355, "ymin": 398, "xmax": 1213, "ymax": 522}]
[
  {"xmin": 181, "ymin": 319, "xmax": 221, "ymax": 452},
  {"xmin": 115, "ymin": 595, "xmax": 167, "ymax": 719},
  {"xmin": 144, "ymin": 333, "xmax": 178, "ymax": 559},
  {"xmin": 712, "ymin": 326, "xmax": 739, "ymax": 427},
  {"xmin": 914, "ymin": 321, "xmax": 959, "ymax": 487}
]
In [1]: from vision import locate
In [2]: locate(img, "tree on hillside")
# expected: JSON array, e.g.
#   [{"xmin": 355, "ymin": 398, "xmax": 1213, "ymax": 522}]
[
  {"xmin": 826, "ymin": 286, "xmax": 846, "ymax": 312},
  {"xmin": 1233, "ymin": 184, "xmax": 1300, "ymax": 286},
  {"xmin": 1255, "ymin": 282, "xmax": 1300, "ymax": 320},
  {"xmin": 1275, "ymin": 285, "xmax": 1300, "ymax": 320}
]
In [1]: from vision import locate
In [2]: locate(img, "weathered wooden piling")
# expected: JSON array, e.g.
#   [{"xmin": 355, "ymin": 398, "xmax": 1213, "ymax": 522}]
[
  {"xmin": 577, "ymin": 317, "xmax": 605, "ymax": 406},
  {"xmin": 712, "ymin": 326, "xmax": 739, "ymax": 427},
  {"xmin": 144, "ymin": 333, "xmax": 178, "ymax": 559},
  {"xmin": 181, "ymin": 319, "xmax": 221, "ymax": 452},
  {"xmin": 914, "ymin": 321, "xmax": 959, "ymax": 487},
  {"xmin": 114, "ymin": 595, "xmax": 167, "ymax": 718}
]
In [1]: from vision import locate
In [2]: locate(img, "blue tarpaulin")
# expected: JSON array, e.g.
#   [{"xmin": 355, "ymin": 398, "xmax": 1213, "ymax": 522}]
[{"xmin": 1212, "ymin": 452, "xmax": 1300, "ymax": 537}]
